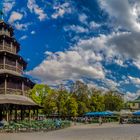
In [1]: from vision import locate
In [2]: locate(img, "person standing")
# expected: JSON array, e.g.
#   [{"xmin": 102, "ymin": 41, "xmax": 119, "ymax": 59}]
[{"xmin": 99, "ymin": 117, "xmax": 102, "ymax": 125}]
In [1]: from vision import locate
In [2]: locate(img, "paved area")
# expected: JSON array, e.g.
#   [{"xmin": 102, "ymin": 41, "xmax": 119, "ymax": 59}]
[{"xmin": 1, "ymin": 123, "xmax": 140, "ymax": 140}]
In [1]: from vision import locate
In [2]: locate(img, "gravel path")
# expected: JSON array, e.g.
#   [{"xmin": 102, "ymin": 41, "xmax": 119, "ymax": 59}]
[{"xmin": 1, "ymin": 123, "xmax": 140, "ymax": 140}]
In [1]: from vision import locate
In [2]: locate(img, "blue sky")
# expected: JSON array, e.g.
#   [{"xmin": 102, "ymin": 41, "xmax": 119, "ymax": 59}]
[{"xmin": 2, "ymin": 0, "xmax": 140, "ymax": 100}]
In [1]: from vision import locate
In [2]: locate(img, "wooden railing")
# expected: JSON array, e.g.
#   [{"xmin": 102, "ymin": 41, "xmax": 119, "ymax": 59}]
[
  {"xmin": 0, "ymin": 88, "xmax": 5, "ymax": 94},
  {"xmin": 0, "ymin": 64, "xmax": 23, "ymax": 74},
  {"xmin": 0, "ymin": 88, "xmax": 29, "ymax": 96},
  {"xmin": 0, "ymin": 44, "xmax": 16, "ymax": 54},
  {"xmin": 0, "ymin": 31, "xmax": 11, "ymax": 37},
  {"xmin": 7, "ymin": 88, "xmax": 23, "ymax": 95}
]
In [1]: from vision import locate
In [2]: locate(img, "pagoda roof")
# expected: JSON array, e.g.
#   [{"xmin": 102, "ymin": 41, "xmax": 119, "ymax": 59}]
[
  {"xmin": 0, "ymin": 94, "xmax": 42, "ymax": 109},
  {"xmin": 0, "ymin": 51, "xmax": 27, "ymax": 69},
  {"xmin": 0, "ymin": 73, "xmax": 35, "ymax": 88},
  {"xmin": 0, "ymin": 35, "xmax": 20, "ymax": 52},
  {"xmin": 0, "ymin": 94, "xmax": 36, "ymax": 106},
  {"xmin": 0, "ymin": 20, "xmax": 14, "ymax": 36}
]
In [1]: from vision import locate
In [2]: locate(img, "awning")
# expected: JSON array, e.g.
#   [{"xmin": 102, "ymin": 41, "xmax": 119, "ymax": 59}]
[
  {"xmin": 133, "ymin": 111, "xmax": 140, "ymax": 116},
  {"xmin": 84, "ymin": 111, "xmax": 114, "ymax": 117}
]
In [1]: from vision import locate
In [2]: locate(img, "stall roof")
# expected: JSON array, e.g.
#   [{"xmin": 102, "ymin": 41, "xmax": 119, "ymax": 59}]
[{"xmin": 84, "ymin": 111, "xmax": 114, "ymax": 116}]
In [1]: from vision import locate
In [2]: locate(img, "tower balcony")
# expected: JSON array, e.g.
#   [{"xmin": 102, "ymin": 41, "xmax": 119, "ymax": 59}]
[
  {"xmin": 0, "ymin": 88, "xmax": 29, "ymax": 96},
  {"xmin": 0, "ymin": 63, "xmax": 23, "ymax": 75},
  {"xmin": 0, "ymin": 30, "xmax": 11, "ymax": 37},
  {"xmin": 0, "ymin": 74, "xmax": 34, "ymax": 96},
  {"xmin": 0, "ymin": 44, "xmax": 16, "ymax": 54}
]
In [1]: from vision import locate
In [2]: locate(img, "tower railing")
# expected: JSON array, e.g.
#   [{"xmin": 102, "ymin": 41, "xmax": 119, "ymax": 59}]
[
  {"xmin": 0, "ymin": 30, "xmax": 11, "ymax": 37},
  {"xmin": 0, "ymin": 88, "xmax": 29, "ymax": 96},
  {"xmin": 0, "ymin": 64, "xmax": 23, "ymax": 74},
  {"xmin": 0, "ymin": 44, "xmax": 16, "ymax": 54}
]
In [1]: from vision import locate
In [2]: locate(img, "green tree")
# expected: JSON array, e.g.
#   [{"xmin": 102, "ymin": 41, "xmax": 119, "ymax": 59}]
[
  {"xmin": 104, "ymin": 91, "xmax": 124, "ymax": 111},
  {"xmin": 56, "ymin": 90, "xmax": 69, "ymax": 117},
  {"xmin": 30, "ymin": 84, "xmax": 51, "ymax": 106},
  {"xmin": 66, "ymin": 96, "xmax": 78, "ymax": 117},
  {"xmin": 71, "ymin": 81, "xmax": 91, "ymax": 116},
  {"xmin": 43, "ymin": 90, "xmax": 58, "ymax": 115},
  {"xmin": 90, "ymin": 89, "xmax": 105, "ymax": 111}
]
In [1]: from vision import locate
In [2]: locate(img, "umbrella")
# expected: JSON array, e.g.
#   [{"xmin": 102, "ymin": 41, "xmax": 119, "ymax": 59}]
[
  {"xmin": 133, "ymin": 110, "xmax": 140, "ymax": 116},
  {"xmin": 85, "ymin": 111, "xmax": 114, "ymax": 117},
  {"xmin": 119, "ymin": 110, "xmax": 132, "ymax": 116}
]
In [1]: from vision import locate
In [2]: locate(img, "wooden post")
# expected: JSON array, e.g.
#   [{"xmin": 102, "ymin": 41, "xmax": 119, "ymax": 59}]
[
  {"xmin": 6, "ymin": 109, "xmax": 9, "ymax": 122},
  {"xmin": 3, "ymin": 56, "xmax": 5, "ymax": 69},
  {"xmin": 4, "ymin": 77, "xmax": 7, "ymax": 94},
  {"xmin": 2, "ymin": 39, "xmax": 4, "ymax": 50},
  {"xmin": 15, "ymin": 109, "xmax": 17, "ymax": 122},
  {"xmin": 37, "ymin": 109, "xmax": 39, "ymax": 120},
  {"xmin": 10, "ymin": 42, "xmax": 12, "ymax": 52},
  {"xmin": 21, "ymin": 109, "xmax": 23, "ymax": 120},
  {"xmin": 16, "ymin": 60, "xmax": 17, "ymax": 72},
  {"xmin": 22, "ymin": 81, "xmax": 24, "ymax": 95},
  {"xmin": 29, "ymin": 109, "xmax": 31, "ymax": 128},
  {"xmin": 0, "ymin": 109, "xmax": 2, "ymax": 121},
  {"xmin": 10, "ymin": 109, "xmax": 12, "ymax": 121},
  {"xmin": 29, "ymin": 109, "xmax": 31, "ymax": 120}
]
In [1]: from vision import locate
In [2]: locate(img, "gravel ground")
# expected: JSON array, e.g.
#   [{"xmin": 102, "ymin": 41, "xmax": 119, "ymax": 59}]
[{"xmin": 1, "ymin": 123, "xmax": 140, "ymax": 140}]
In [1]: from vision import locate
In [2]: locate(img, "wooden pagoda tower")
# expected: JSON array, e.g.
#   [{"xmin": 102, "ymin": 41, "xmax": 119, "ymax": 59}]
[{"xmin": 0, "ymin": 18, "xmax": 39, "ymax": 121}]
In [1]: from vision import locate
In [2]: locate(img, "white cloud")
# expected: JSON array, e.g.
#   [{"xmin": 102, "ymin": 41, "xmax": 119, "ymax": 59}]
[
  {"xmin": 114, "ymin": 59, "xmax": 125, "ymax": 67},
  {"xmin": 19, "ymin": 35, "xmax": 28, "ymax": 40},
  {"xmin": 99, "ymin": 0, "xmax": 140, "ymax": 32},
  {"xmin": 128, "ymin": 76, "xmax": 140, "ymax": 85},
  {"xmin": 27, "ymin": 0, "xmax": 47, "ymax": 21},
  {"xmin": 78, "ymin": 13, "xmax": 88, "ymax": 24},
  {"xmin": 14, "ymin": 22, "xmax": 31, "ymax": 31},
  {"xmin": 27, "ymin": 32, "xmax": 127, "ymax": 85},
  {"xmin": 124, "ymin": 91, "xmax": 140, "ymax": 101},
  {"xmin": 90, "ymin": 21, "xmax": 101, "ymax": 29},
  {"xmin": 8, "ymin": 11, "xmax": 23, "ymax": 23},
  {"xmin": 3, "ymin": 0, "xmax": 15, "ymax": 14},
  {"xmin": 104, "ymin": 78, "xmax": 119, "ymax": 89},
  {"xmin": 31, "ymin": 31, "xmax": 36, "ymax": 34},
  {"xmin": 64, "ymin": 25, "xmax": 89, "ymax": 33},
  {"xmin": 27, "ymin": 48, "xmax": 105, "ymax": 85},
  {"xmin": 133, "ymin": 60, "xmax": 140, "ymax": 69},
  {"xmin": 52, "ymin": 2, "xmax": 72, "ymax": 19}
]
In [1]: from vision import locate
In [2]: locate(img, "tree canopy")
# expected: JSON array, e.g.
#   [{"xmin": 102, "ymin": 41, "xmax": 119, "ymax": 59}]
[{"xmin": 30, "ymin": 81, "xmax": 124, "ymax": 117}]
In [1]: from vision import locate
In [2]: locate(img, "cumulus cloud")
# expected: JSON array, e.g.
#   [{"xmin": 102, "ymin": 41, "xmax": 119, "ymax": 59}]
[
  {"xmin": 64, "ymin": 25, "xmax": 89, "ymax": 33},
  {"xmin": 51, "ymin": 2, "xmax": 72, "ymax": 19},
  {"xmin": 124, "ymin": 91, "xmax": 140, "ymax": 101},
  {"xmin": 89, "ymin": 21, "xmax": 101, "ymax": 29},
  {"xmin": 99, "ymin": 0, "xmax": 140, "ymax": 31},
  {"xmin": 3, "ymin": 0, "xmax": 15, "ymax": 14},
  {"xmin": 107, "ymin": 32, "xmax": 140, "ymax": 59},
  {"xmin": 78, "ymin": 13, "xmax": 88, "ymax": 24},
  {"xmin": 27, "ymin": 45, "xmax": 105, "ymax": 84},
  {"xmin": 8, "ymin": 11, "xmax": 23, "ymax": 23},
  {"xmin": 19, "ymin": 35, "xmax": 28, "ymax": 40},
  {"xmin": 128, "ymin": 76, "xmax": 140, "ymax": 85},
  {"xmin": 27, "ymin": 32, "xmax": 127, "ymax": 85},
  {"xmin": 31, "ymin": 31, "xmax": 36, "ymax": 34},
  {"xmin": 14, "ymin": 22, "xmax": 32, "ymax": 31},
  {"xmin": 27, "ymin": 0, "xmax": 47, "ymax": 21}
]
